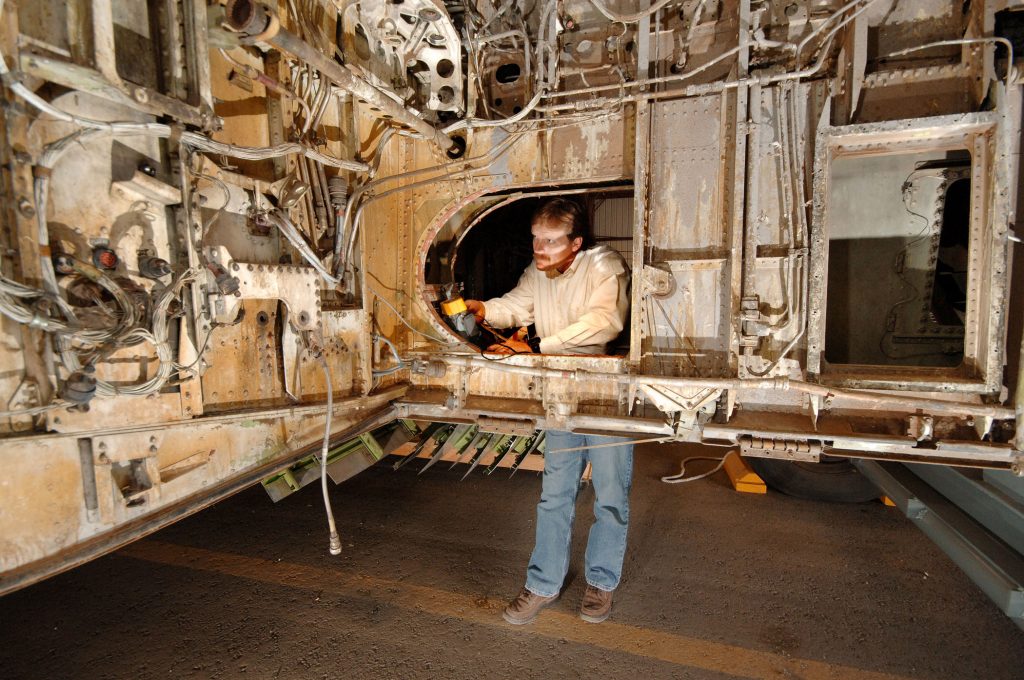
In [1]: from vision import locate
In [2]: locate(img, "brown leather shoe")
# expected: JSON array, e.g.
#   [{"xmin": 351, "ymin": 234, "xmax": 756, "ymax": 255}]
[
  {"xmin": 502, "ymin": 587, "xmax": 558, "ymax": 625},
  {"xmin": 580, "ymin": 585, "xmax": 614, "ymax": 623}
]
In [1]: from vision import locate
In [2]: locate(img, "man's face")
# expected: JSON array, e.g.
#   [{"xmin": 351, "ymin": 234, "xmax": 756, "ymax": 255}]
[{"xmin": 531, "ymin": 219, "xmax": 582, "ymax": 272}]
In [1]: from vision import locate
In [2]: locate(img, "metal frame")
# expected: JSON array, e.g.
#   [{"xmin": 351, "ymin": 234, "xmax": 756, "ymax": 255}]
[
  {"xmin": 807, "ymin": 113, "xmax": 1008, "ymax": 393},
  {"xmin": 18, "ymin": 0, "xmax": 218, "ymax": 129}
]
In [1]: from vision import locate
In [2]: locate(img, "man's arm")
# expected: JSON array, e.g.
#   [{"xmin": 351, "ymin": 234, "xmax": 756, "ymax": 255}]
[{"xmin": 470, "ymin": 268, "xmax": 536, "ymax": 329}]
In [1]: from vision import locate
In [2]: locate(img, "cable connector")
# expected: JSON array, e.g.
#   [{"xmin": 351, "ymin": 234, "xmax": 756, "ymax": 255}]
[{"xmin": 328, "ymin": 530, "xmax": 342, "ymax": 556}]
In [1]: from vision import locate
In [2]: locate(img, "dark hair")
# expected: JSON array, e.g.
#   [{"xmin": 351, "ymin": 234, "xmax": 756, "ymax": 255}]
[{"xmin": 532, "ymin": 198, "xmax": 593, "ymax": 249}]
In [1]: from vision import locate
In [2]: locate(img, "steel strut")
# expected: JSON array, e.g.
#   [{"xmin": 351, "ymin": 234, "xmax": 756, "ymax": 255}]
[
  {"xmin": 417, "ymin": 424, "xmax": 461, "ymax": 475},
  {"xmin": 393, "ymin": 422, "xmax": 446, "ymax": 471},
  {"xmin": 485, "ymin": 435, "xmax": 520, "ymax": 475},
  {"xmin": 509, "ymin": 431, "xmax": 545, "ymax": 477},
  {"xmin": 447, "ymin": 428, "xmax": 486, "ymax": 470},
  {"xmin": 460, "ymin": 432, "xmax": 496, "ymax": 481}
]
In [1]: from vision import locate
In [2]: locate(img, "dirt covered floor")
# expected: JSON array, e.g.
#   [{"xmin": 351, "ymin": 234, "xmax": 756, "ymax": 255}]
[{"xmin": 2, "ymin": 442, "xmax": 1022, "ymax": 680}]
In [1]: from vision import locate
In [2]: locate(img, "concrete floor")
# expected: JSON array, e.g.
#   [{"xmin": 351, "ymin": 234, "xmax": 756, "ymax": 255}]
[{"xmin": 1, "ymin": 442, "xmax": 1022, "ymax": 680}]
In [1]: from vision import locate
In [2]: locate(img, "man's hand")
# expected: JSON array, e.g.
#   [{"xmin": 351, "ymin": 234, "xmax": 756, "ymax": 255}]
[
  {"xmin": 486, "ymin": 339, "xmax": 532, "ymax": 354},
  {"xmin": 465, "ymin": 299, "xmax": 486, "ymax": 322},
  {"xmin": 486, "ymin": 327, "xmax": 533, "ymax": 354}
]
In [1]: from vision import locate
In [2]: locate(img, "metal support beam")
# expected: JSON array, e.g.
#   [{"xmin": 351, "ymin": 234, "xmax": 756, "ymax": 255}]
[
  {"xmin": 905, "ymin": 464, "xmax": 1024, "ymax": 556},
  {"xmin": 853, "ymin": 460, "xmax": 1024, "ymax": 630}
]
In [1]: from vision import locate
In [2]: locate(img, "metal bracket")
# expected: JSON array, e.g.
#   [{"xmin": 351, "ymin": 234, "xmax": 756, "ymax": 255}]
[
  {"xmin": 640, "ymin": 265, "xmax": 674, "ymax": 298},
  {"xmin": 640, "ymin": 384, "xmax": 720, "ymax": 431},
  {"xmin": 908, "ymin": 415, "xmax": 935, "ymax": 442},
  {"xmin": 205, "ymin": 245, "xmax": 321, "ymax": 331}
]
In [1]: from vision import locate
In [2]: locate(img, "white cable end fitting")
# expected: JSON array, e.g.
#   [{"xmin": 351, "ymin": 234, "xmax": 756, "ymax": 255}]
[{"xmin": 329, "ymin": 531, "xmax": 342, "ymax": 556}]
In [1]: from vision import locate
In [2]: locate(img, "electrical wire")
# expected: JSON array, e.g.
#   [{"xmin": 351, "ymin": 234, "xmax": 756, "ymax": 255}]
[
  {"xmin": 794, "ymin": 0, "xmax": 881, "ymax": 67},
  {"xmin": 877, "ymin": 169, "xmax": 944, "ymax": 360},
  {"xmin": 547, "ymin": 435, "xmax": 676, "ymax": 453},
  {"xmin": 442, "ymin": 91, "xmax": 544, "ymax": 134},
  {"xmin": 585, "ymin": 0, "xmax": 678, "ymax": 23},
  {"xmin": 371, "ymin": 332, "xmax": 407, "ymax": 377},
  {"xmin": 365, "ymin": 283, "xmax": 453, "ymax": 345},
  {"xmin": 317, "ymin": 352, "xmax": 342, "ymax": 556},
  {"xmin": 661, "ymin": 449, "xmax": 737, "ymax": 484}
]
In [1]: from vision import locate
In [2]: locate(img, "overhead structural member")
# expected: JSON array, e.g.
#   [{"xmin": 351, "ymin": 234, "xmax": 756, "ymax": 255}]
[{"xmin": 223, "ymin": 0, "xmax": 458, "ymax": 154}]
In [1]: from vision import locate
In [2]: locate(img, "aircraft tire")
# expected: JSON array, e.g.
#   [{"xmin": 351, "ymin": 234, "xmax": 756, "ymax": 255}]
[{"xmin": 746, "ymin": 456, "xmax": 880, "ymax": 503}]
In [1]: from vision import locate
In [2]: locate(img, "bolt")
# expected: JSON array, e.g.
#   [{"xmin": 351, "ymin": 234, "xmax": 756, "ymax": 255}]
[
  {"xmin": 17, "ymin": 197, "xmax": 35, "ymax": 218},
  {"xmin": 133, "ymin": 87, "xmax": 149, "ymax": 103},
  {"xmin": 149, "ymin": 445, "xmax": 158, "ymax": 453}
]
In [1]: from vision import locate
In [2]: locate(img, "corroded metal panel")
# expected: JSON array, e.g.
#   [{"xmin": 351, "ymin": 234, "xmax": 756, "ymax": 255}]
[{"xmin": 648, "ymin": 96, "xmax": 725, "ymax": 254}]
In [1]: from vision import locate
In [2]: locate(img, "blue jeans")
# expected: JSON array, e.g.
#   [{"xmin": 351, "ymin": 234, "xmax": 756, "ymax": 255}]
[{"xmin": 525, "ymin": 430, "xmax": 634, "ymax": 597}]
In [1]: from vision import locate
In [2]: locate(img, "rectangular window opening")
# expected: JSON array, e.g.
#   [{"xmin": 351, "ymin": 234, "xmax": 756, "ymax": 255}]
[{"xmin": 824, "ymin": 150, "xmax": 970, "ymax": 369}]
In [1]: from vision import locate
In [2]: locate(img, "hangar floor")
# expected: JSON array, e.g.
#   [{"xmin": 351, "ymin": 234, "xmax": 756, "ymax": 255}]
[{"xmin": 1, "ymin": 442, "xmax": 1022, "ymax": 680}]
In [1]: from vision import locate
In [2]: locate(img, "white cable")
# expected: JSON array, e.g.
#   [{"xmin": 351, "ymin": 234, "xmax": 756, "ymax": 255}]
[
  {"xmin": 365, "ymin": 283, "xmax": 453, "ymax": 345},
  {"xmin": 317, "ymin": 353, "xmax": 342, "ymax": 555},
  {"xmin": 371, "ymin": 333, "xmax": 407, "ymax": 377},
  {"xmin": 547, "ymin": 435, "xmax": 674, "ymax": 453},
  {"xmin": 794, "ymin": 0, "xmax": 873, "ymax": 65},
  {"xmin": 585, "ymin": 0, "xmax": 677, "ymax": 23},
  {"xmin": 181, "ymin": 133, "xmax": 368, "ymax": 172},
  {"xmin": 661, "ymin": 450, "xmax": 737, "ymax": 484},
  {"xmin": 442, "ymin": 91, "xmax": 544, "ymax": 134}
]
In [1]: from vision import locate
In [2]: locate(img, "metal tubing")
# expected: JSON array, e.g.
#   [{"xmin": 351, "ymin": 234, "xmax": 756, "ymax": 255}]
[
  {"xmin": 438, "ymin": 355, "xmax": 1017, "ymax": 419},
  {"xmin": 398, "ymin": 400, "xmax": 1018, "ymax": 466},
  {"xmin": 270, "ymin": 27, "xmax": 455, "ymax": 151},
  {"xmin": 306, "ymin": 156, "xmax": 329, "ymax": 235},
  {"xmin": 225, "ymin": 0, "xmax": 454, "ymax": 152}
]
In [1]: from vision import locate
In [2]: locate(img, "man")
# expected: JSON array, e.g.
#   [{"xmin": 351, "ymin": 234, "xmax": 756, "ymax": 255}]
[{"xmin": 464, "ymin": 197, "xmax": 632, "ymax": 625}]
